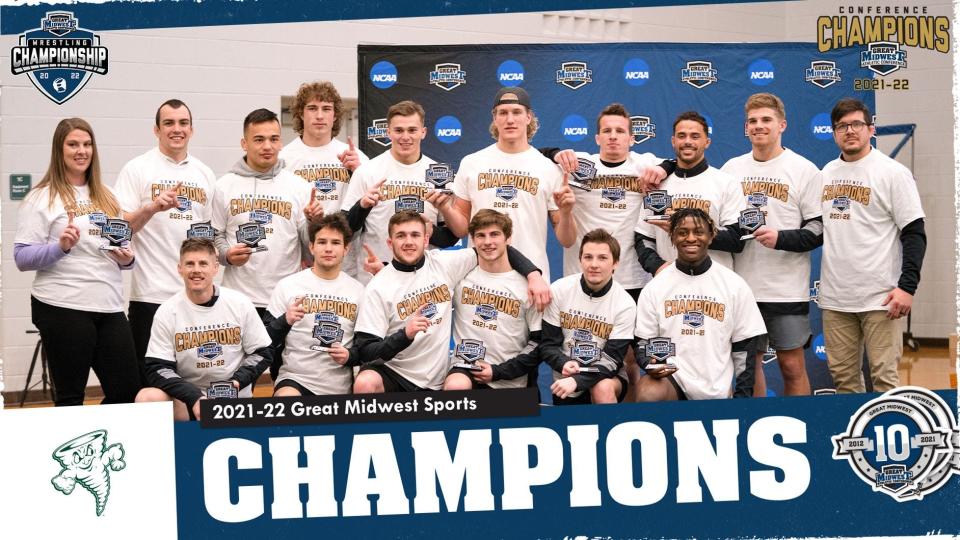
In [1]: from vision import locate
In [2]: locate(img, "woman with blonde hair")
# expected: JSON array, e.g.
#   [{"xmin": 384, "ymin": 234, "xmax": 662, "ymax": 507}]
[{"xmin": 15, "ymin": 118, "xmax": 140, "ymax": 406}]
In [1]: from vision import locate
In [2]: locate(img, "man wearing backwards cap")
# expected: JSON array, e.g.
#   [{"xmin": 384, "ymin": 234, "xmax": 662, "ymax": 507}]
[{"xmin": 430, "ymin": 87, "xmax": 576, "ymax": 278}]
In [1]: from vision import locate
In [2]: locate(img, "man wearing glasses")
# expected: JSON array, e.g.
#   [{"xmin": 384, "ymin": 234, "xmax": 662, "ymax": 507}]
[{"xmin": 819, "ymin": 98, "xmax": 926, "ymax": 393}]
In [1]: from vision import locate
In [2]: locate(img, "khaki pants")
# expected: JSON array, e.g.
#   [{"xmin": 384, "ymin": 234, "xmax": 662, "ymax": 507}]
[{"xmin": 821, "ymin": 309, "xmax": 901, "ymax": 393}]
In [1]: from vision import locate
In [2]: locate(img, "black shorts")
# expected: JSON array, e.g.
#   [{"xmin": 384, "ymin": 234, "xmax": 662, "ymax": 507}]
[
  {"xmin": 274, "ymin": 378, "xmax": 316, "ymax": 396},
  {"xmin": 359, "ymin": 360, "xmax": 427, "ymax": 392},
  {"xmin": 554, "ymin": 374, "xmax": 628, "ymax": 405},
  {"xmin": 445, "ymin": 367, "xmax": 492, "ymax": 390}
]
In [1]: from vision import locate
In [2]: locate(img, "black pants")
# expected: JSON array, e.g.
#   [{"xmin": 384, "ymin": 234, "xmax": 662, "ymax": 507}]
[
  {"xmin": 128, "ymin": 300, "xmax": 161, "ymax": 387},
  {"xmin": 31, "ymin": 297, "xmax": 141, "ymax": 406},
  {"xmin": 255, "ymin": 306, "xmax": 282, "ymax": 381}
]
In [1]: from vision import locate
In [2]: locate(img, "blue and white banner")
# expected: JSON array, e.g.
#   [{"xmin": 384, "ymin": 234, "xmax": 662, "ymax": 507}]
[{"xmin": 171, "ymin": 388, "xmax": 957, "ymax": 538}]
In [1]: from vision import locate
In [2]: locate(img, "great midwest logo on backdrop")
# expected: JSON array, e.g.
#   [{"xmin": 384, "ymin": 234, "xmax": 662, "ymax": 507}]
[{"xmin": 10, "ymin": 11, "xmax": 109, "ymax": 104}]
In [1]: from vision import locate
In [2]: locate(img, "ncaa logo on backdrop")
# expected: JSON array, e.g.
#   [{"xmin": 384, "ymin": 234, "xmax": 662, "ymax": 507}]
[
  {"xmin": 369, "ymin": 61, "xmax": 398, "ymax": 89},
  {"xmin": 805, "ymin": 60, "xmax": 842, "ymax": 88},
  {"xmin": 561, "ymin": 115, "xmax": 589, "ymax": 142},
  {"xmin": 497, "ymin": 60, "xmax": 525, "ymax": 85},
  {"xmin": 366, "ymin": 118, "xmax": 391, "ymax": 147},
  {"xmin": 810, "ymin": 112, "xmax": 833, "ymax": 140},
  {"xmin": 10, "ymin": 12, "xmax": 109, "ymax": 104},
  {"xmin": 703, "ymin": 113, "xmax": 714, "ymax": 136},
  {"xmin": 556, "ymin": 61, "xmax": 592, "ymax": 90},
  {"xmin": 681, "ymin": 60, "xmax": 717, "ymax": 88},
  {"xmin": 748, "ymin": 58, "xmax": 775, "ymax": 85},
  {"xmin": 833, "ymin": 387, "xmax": 956, "ymax": 501},
  {"xmin": 630, "ymin": 115, "xmax": 656, "ymax": 144},
  {"xmin": 860, "ymin": 41, "xmax": 907, "ymax": 75},
  {"xmin": 623, "ymin": 58, "xmax": 651, "ymax": 86},
  {"xmin": 434, "ymin": 115, "xmax": 462, "ymax": 144},
  {"xmin": 429, "ymin": 63, "xmax": 466, "ymax": 91}
]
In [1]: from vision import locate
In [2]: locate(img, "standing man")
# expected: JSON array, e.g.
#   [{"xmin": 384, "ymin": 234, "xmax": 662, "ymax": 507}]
[
  {"xmin": 634, "ymin": 111, "xmax": 745, "ymax": 274},
  {"xmin": 443, "ymin": 210, "xmax": 542, "ymax": 391},
  {"xmin": 541, "ymin": 229, "xmax": 636, "ymax": 404},
  {"xmin": 352, "ymin": 211, "xmax": 547, "ymax": 393},
  {"xmin": 819, "ymin": 98, "xmax": 926, "ymax": 393},
  {"xmin": 441, "ymin": 86, "xmax": 576, "ymax": 276},
  {"xmin": 342, "ymin": 100, "xmax": 456, "ymax": 283},
  {"xmin": 722, "ymin": 93, "xmax": 823, "ymax": 396},
  {"xmin": 136, "ymin": 238, "xmax": 273, "ymax": 421},
  {"xmin": 115, "ymin": 99, "xmax": 217, "ymax": 383},
  {"xmin": 561, "ymin": 103, "xmax": 669, "ymax": 300},
  {"xmin": 211, "ymin": 108, "xmax": 315, "ymax": 318},
  {"xmin": 634, "ymin": 209, "xmax": 767, "ymax": 401},
  {"xmin": 280, "ymin": 82, "xmax": 368, "ymax": 274},
  {"xmin": 264, "ymin": 214, "xmax": 365, "ymax": 396}
]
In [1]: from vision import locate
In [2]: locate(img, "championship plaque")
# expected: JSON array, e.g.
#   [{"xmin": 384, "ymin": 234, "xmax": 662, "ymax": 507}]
[
  {"xmin": 643, "ymin": 336, "xmax": 678, "ymax": 374},
  {"xmin": 236, "ymin": 222, "xmax": 268, "ymax": 252},
  {"xmin": 738, "ymin": 208, "xmax": 765, "ymax": 240},
  {"xmin": 452, "ymin": 338, "xmax": 486, "ymax": 371},
  {"xmin": 207, "ymin": 381, "xmax": 238, "ymax": 399},
  {"xmin": 569, "ymin": 157, "xmax": 596, "ymax": 191},
  {"xmin": 643, "ymin": 190, "xmax": 673, "ymax": 221},
  {"xmin": 99, "ymin": 218, "xmax": 131, "ymax": 251},
  {"xmin": 425, "ymin": 163, "xmax": 455, "ymax": 195},
  {"xmin": 187, "ymin": 221, "xmax": 215, "ymax": 240},
  {"xmin": 310, "ymin": 312, "xmax": 344, "ymax": 352},
  {"xmin": 570, "ymin": 340, "xmax": 601, "ymax": 373}
]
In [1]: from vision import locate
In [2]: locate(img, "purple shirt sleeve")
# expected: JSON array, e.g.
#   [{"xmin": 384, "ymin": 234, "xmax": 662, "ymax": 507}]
[{"xmin": 14, "ymin": 242, "xmax": 67, "ymax": 271}]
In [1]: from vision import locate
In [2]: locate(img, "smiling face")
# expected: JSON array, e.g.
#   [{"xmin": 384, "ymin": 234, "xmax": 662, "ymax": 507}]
[
  {"xmin": 471, "ymin": 224, "xmax": 509, "ymax": 264},
  {"xmin": 387, "ymin": 218, "xmax": 427, "ymax": 265},
  {"xmin": 745, "ymin": 106, "xmax": 785, "ymax": 151},
  {"xmin": 388, "ymin": 113, "xmax": 426, "ymax": 165},
  {"xmin": 671, "ymin": 119, "xmax": 710, "ymax": 169},
  {"xmin": 310, "ymin": 226, "xmax": 347, "ymax": 273},
  {"xmin": 178, "ymin": 248, "xmax": 219, "ymax": 297},
  {"xmin": 241, "ymin": 119, "xmax": 282, "ymax": 172},
  {"xmin": 154, "ymin": 104, "xmax": 193, "ymax": 159},
  {"xmin": 62, "ymin": 128, "xmax": 93, "ymax": 182},
  {"xmin": 671, "ymin": 215, "xmax": 715, "ymax": 265}
]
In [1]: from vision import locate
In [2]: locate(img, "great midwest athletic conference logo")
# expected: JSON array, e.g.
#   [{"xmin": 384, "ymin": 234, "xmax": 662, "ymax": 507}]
[
  {"xmin": 10, "ymin": 12, "xmax": 109, "ymax": 104},
  {"xmin": 833, "ymin": 387, "xmax": 958, "ymax": 501}
]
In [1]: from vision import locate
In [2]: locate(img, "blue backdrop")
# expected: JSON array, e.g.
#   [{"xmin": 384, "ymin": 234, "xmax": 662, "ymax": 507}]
[{"xmin": 358, "ymin": 42, "xmax": 874, "ymax": 396}]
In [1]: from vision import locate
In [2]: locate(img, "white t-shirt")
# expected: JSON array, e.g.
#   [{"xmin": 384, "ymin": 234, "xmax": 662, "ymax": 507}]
[
  {"xmin": 355, "ymin": 249, "xmax": 478, "ymax": 390},
  {"xmin": 544, "ymin": 273, "xmax": 636, "ymax": 397},
  {"xmin": 452, "ymin": 144, "xmax": 562, "ymax": 276},
  {"xmin": 722, "ymin": 149, "xmax": 822, "ymax": 302},
  {"xmin": 635, "ymin": 261, "xmax": 766, "ymax": 400},
  {"xmin": 145, "ymin": 286, "xmax": 272, "ymax": 397},
  {"xmin": 281, "ymin": 137, "xmax": 368, "ymax": 279},
  {"xmin": 280, "ymin": 136, "xmax": 368, "ymax": 214},
  {"xmin": 114, "ymin": 148, "xmax": 217, "ymax": 304},
  {"xmin": 452, "ymin": 267, "xmax": 542, "ymax": 389},
  {"xmin": 341, "ymin": 151, "xmax": 439, "ymax": 280},
  {"xmin": 819, "ymin": 148, "xmax": 925, "ymax": 312},
  {"xmin": 267, "ymin": 269, "xmax": 364, "ymax": 395},
  {"xmin": 564, "ymin": 151, "xmax": 662, "ymax": 289},
  {"xmin": 634, "ymin": 165, "xmax": 744, "ymax": 269},
  {"xmin": 211, "ymin": 170, "xmax": 310, "ymax": 307},
  {"xmin": 15, "ymin": 184, "xmax": 127, "ymax": 312}
]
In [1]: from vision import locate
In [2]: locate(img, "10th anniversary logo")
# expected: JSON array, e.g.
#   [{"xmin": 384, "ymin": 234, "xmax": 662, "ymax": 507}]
[{"xmin": 10, "ymin": 11, "xmax": 109, "ymax": 104}]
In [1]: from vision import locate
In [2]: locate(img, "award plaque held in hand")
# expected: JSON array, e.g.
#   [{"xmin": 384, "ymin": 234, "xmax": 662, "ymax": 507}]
[
  {"xmin": 738, "ymin": 208, "xmax": 765, "ymax": 240},
  {"xmin": 425, "ymin": 163, "xmax": 455, "ymax": 195},
  {"xmin": 236, "ymin": 222, "xmax": 268, "ymax": 252},
  {"xmin": 643, "ymin": 190, "xmax": 673, "ymax": 221}
]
